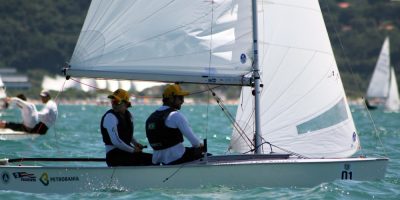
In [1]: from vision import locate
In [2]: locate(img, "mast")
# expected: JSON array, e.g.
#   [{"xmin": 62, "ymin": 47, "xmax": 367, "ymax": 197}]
[{"xmin": 251, "ymin": 0, "xmax": 262, "ymax": 154}]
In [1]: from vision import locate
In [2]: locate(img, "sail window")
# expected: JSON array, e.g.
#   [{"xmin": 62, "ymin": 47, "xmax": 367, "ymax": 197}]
[{"xmin": 297, "ymin": 98, "xmax": 348, "ymax": 134}]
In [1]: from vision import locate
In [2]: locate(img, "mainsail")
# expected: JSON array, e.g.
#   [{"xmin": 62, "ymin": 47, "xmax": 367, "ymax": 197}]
[
  {"xmin": 67, "ymin": 0, "xmax": 253, "ymax": 85},
  {"xmin": 67, "ymin": 0, "xmax": 359, "ymax": 158},
  {"xmin": 230, "ymin": 0, "xmax": 359, "ymax": 158}
]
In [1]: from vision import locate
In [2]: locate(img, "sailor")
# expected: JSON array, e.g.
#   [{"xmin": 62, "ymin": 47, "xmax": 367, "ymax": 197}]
[
  {"xmin": 101, "ymin": 88, "xmax": 152, "ymax": 166},
  {"xmin": 0, "ymin": 94, "xmax": 39, "ymax": 132},
  {"xmin": 146, "ymin": 84, "xmax": 204, "ymax": 165},
  {"xmin": 30, "ymin": 90, "xmax": 58, "ymax": 134}
]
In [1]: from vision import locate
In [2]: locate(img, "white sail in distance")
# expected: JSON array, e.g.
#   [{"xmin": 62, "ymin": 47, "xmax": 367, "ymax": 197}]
[
  {"xmin": 384, "ymin": 67, "xmax": 400, "ymax": 111},
  {"xmin": 366, "ymin": 37, "xmax": 390, "ymax": 99},
  {"xmin": 0, "ymin": 76, "xmax": 6, "ymax": 99},
  {"xmin": 230, "ymin": 0, "xmax": 359, "ymax": 158}
]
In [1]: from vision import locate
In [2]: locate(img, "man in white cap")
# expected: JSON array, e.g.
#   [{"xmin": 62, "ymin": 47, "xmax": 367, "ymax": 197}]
[
  {"xmin": 100, "ymin": 88, "xmax": 152, "ymax": 166},
  {"xmin": 146, "ymin": 84, "xmax": 204, "ymax": 165},
  {"xmin": 30, "ymin": 90, "xmax": 58, "ymax": 134}
]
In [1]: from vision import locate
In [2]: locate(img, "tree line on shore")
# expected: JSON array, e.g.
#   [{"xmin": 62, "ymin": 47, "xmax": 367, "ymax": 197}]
[{"xmin": 0, "ymin": 0, "xmax": 399, "ymax": 99}]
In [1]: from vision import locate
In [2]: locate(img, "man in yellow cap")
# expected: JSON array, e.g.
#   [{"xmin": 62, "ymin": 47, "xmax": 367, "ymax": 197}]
[
  {"xmin": 146, "ymin": 84, "xmax": 204, "ymax": 165},
  {"xmin": 100, "ymin": 88, "xmax": 152, "ymax": 166}
]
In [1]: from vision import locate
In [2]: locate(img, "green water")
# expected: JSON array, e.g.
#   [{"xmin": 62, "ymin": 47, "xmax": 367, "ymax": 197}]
[{"xmin": 0, "ymin": 104, "xmax": 398, "ymax": 199}]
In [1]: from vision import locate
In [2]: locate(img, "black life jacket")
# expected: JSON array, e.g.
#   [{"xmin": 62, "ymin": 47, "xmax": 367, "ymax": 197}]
[
  {"xmin": 146, "ymin": 108, "xmax": 184, "ymax": 150},
  {"xmin": 100, "ymin": 109, "xmax": 134, "ymax": 146}
]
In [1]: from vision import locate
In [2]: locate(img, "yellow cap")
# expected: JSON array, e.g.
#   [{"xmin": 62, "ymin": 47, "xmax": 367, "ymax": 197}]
[
  {"xmin": 108, "ymin": 89, "xmax": 131, "ymax": 106},
  {"xmin": 162, "ymin": 84, "xmax": 189, "ymax": 98}
]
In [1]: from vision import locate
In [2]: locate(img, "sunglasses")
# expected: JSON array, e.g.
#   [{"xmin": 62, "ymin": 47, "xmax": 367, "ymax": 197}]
[{"xmin": 111, "ymin": 98, "xmax": 124, "ymax": 105}]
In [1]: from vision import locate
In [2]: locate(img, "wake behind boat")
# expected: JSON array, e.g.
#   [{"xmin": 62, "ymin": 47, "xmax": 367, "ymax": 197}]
[{"xmin": 0, "ymin": 0, "xmax": 388, "ymax": 193}]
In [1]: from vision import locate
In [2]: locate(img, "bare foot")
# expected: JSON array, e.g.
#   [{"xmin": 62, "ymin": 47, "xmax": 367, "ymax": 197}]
[{"xmin": 0, "ymin": 120, "xmax": 6, "ymax": 128}]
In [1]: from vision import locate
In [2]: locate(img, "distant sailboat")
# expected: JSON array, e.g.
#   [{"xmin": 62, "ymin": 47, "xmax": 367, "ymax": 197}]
[
  {"xmin": 0, "ymin": 75, "xmax": 41, "ymax": 140},
  {"xmin": 365, "ymin": 37, "xmax": 400, "ymax": 111},
  {"xmin": 0, "ymin": 76, "xmax": 7, "ymax": 110},
  {"xmin": 0, "ymin": 0, "xmax": 388, "ymax": 193},
  {"xmin": 384, "ymin": 67, "xmax": 400, "ymax": 111}
]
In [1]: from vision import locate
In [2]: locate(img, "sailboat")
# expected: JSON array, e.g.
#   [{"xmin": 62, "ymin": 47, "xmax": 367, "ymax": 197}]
[
  {"xmin": 0, "ymin": 0, "xmax": 388, "ymax": 193},
  {"xmin": 0, "ymin": 76, "xmax": 7, "ymax": 110},
  {"xmin": 384, "ymin": 68, "xmax": 400, "ymax": 111},
  {"xmin": 365, "ymin": 37, "xmax": 400, "ymax": 111},
  {"xmin": 0, "ymin": 76, "xmax": 41, "ymax": 140}
]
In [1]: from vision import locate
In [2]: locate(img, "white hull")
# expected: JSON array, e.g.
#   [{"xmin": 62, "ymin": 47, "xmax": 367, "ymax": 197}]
[
  {"xmin": 0, "ymin": 155, "xmax": 388, "ymax": 193},
  {"xmin": 0, "ymin": 129, "xmax": 40, "ymax": 140}
]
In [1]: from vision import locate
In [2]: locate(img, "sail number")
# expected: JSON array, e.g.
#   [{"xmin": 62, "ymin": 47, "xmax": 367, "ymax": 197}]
[{"xmin": 341, "ymin": 171, "xmax": 353, "ymax": 180}]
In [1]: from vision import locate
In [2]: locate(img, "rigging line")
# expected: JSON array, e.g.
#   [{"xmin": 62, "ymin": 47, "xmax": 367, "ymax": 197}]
[
  {"xmin": 190, "ymin": 85, "xmax": 221, "ymax": 96},
  {"xmin": 227, "ymin": 85, "xmax": 256, "ymax": 150},
  {"xmin": 228, "ymin": 109, "xmax": 255, "ymax": 151},
  {"xmin": 107, "ymin": 167, "xmax": 117, "ymax": 189},
  {"xmin": 162, "ymin": 163, "xmax": 188, "ymax": 183},
  {"xmin": 50, "ymin": 78, "xmax": 69, "ymax": 152},
  {"xmin": 205, "ymin": 86, "xmax": 210, "ymax": 161},
  {"xmin": 203, "ymin": 0, "xmax": 215, "ymax": 154},
  {"xmin": 322, "ymin": 0, "xmax": 386, "ymax": 156},
  {"xmin": 243, "ymin": 141, "xmax": 309, "ymax": 159},
  {"xmin": 70, "ymin": 77, "xmax": 102, "ymax": 90},
  {"xmin": 361, "ymin": 100, "xmax": 387, "ymax": 157},
  {"xmin": 209, "ymin": 88, "xmax": 253, "ymax": 150}
]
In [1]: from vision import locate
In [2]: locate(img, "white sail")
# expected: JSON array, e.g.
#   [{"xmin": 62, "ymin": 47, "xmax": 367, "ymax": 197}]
[
  {"xmin": 107, "ymin": 80, "xmax": 120, "ymax": 92},
  {"xmin": 230, "ymin": 0, "xmax": 359, "ymax": 158},
  {"xmin": 68, "ymin": 0, "xmax": 253, "ymax": 85},
  {"xmin": 366, "ymin": 37, "xmax": 390, "ymax": 99},
  {"xmin": 79, "ymin": 78, "xmax": 96, "ymax": 92},
  {"xmin": 119, "ymin": 80, "xmax": 132, "ymax": 91},
  {"xmin": 384, "ymin": 67, "xmax": 400, "ymax": 111},
  {"xmin": 42, "ymin": 75, "xmax": 80, "ymax": 91},
  {"xmin": 95, "ymin": 79, "xmax": 107, "ymax": 90},
  {"xmin": 0, "ymin": 76, "xmax": 6, "ymax": 99},
  {"xmin": 133, "ymin": 81, "xmax": 165, "ymax": 92}
]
